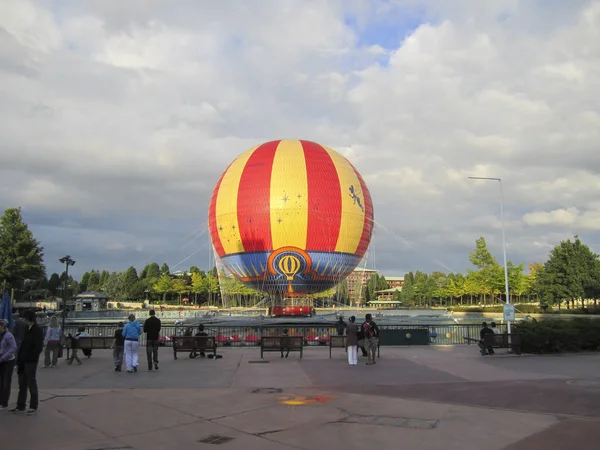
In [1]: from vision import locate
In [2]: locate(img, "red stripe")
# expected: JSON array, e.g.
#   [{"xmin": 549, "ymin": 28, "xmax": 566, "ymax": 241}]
[
  {"xmin": 354, "ymin": 167, "xmax": 373, "ymax": 256},
  {"xmin": 208, "ymin": 170, "xmax": 227, "ymax": 257},
  {"xmin": 236, "ymin": 141, "xmax": 279, "ymax": 252},
  {"xmin": 302, "ymin": 140, "xmax": 342, "ymax": 251}
]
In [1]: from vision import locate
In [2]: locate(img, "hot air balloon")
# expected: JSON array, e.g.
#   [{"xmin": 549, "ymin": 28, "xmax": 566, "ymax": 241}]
[{"xmin": 208, "ymin": 139, "xmax": 373, "ymax": 311}]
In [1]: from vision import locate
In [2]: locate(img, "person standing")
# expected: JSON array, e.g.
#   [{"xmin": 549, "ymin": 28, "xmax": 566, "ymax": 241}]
[
  {"xmin": 346, "ymin": 316, "xmax": 358, "ymax": 366},
  {"xmin": 336, "ymin": 316, "xmax": 347, "ymax": 336},
  {"xmin": 0, "ymin": 319, "xmax": 17, "ymax": 410},
  {"xmin": 10, "ymin": 310, "xmax": 43, "ymax": 415},
  {"xmin": 122, "ymin": 314, "xmax": 142, "ymax": 373},
  {"xmin": 361, "ymin": 313, "xmax": 380, "ymax": 365},
  {"xmin": 43, "ymin": 315, "xmax": 61, "ymax": 368},
  {"xmin": 143, "ymin": 309, "xmax": 161, "ymax": 371},
  {"xmin": 111, "ymin": 322, "xmax": 125, "ymax": 372}
]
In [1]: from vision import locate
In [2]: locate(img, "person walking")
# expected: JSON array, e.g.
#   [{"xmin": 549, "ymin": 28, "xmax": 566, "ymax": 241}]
[
  {"xmin": 111, "ymin": 322, "xmax": 125, "ymax": 372},
  {"xmin": 346, "ymin": 316, "xmax": 358, "ymax": 366},
  {"xmin": 143, "ymin": 309, "xmax": 161, "ymax": 371},
  {"xmin": 122, "ymin": 314, "xmax": 142, "ymax": 373},
  {"xmin": 0, "ymin": 319, "xmax": 17, "ymax": 410},
  {"xmin": 10, "ymin": 310, "xmax": 43, "ymax": 415},
  {"xmin": 361, "ymin": 313, "xmax": 380, "ymax": 365},
  {"xmin": 67, "ymin": 327, "xmax": 89, "ymax": 365},
  {"xmin": 43, "ymin": 315, "xmax": 61, "ymax": 368}
]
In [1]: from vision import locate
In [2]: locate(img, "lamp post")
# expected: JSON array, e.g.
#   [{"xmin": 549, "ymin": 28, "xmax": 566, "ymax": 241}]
[
  {"xmin": 59, "ymin": 255, "xmax": 76, "ymax": 334},
  {"xmin": 468, "ymin": 177, "xmax": 512, "ymax": 335}
]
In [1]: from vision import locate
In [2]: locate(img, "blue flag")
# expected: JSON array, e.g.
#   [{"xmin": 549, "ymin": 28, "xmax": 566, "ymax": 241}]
[{"xmin": 0, "ymin": 293, "xmax": 14, "ymax": 331}]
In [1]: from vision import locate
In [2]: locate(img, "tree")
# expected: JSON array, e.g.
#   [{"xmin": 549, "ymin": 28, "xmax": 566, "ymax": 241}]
[
  {"xmin": 0, "ymin": 207, "xmax": 45, "ymax": 290},
  {"xmin": 153, "ymin": 274, "xmax": 174, "ymax": 302},
  {"xmin": 79, "ymin": 271, "xmax": 90, "ymax": 292},
  {"xmin": 47, "ymin": 273, "xmax": 61, "ymax": 295},
  {"xmin": 160, "ymin": 263, "xmax": 170, "ymax": 276},
  {"xmin": 102, "ymin": 272, "xmax": 123, "ymax": 301},
  {"xmin": 468, "ymin": 237, "xmax": 502, "ymax": 304},
  {"xmin": 146, "ymin": 263, "xmax": 160, "ymax": 279},
  {"xmin": 87, "ymin": 270, "xmax": 101, "ymax": 291},
  {"xmin": 99, "ymin": 270, "xmax": 110, "ymax": 286},
  {"xmin": 120, "ymin": 266, "xmax": 139, "ymax": 300},
  {"xmin": 537, "ymin": 236, "xmax": 600, "ymax": 309}
]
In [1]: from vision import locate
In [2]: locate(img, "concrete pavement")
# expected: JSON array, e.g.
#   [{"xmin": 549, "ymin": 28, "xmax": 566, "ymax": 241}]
[{"xmin": 2, "ymin": 345, "xmax": 600, "ymax": 449}]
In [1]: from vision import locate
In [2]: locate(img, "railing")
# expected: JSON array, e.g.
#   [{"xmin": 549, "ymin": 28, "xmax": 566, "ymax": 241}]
[{"xmin": 41, "ymin": 323, "xmax": 506, "ymax": 347}]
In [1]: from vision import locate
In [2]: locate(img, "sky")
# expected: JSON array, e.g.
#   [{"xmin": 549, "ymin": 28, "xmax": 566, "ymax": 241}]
[{"xmin": 1, "ymin": 0, "xmax": 599, "ymax": 280}]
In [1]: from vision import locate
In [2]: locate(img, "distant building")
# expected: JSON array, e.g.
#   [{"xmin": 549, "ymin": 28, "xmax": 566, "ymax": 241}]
[
  {"xmin": 346, "ymin": 268, "xmax": 378, "ymax": 302},
  {"xmin": 73, "ymin": 291, "xmax": 108, "ymax": 312},
  {"xmin": 374, "ymin": 287, "xmax": 402, "ymax": 300},
  {"xmin": 383, "ymin": 276, "xmax": 404, "ymax": 288}
]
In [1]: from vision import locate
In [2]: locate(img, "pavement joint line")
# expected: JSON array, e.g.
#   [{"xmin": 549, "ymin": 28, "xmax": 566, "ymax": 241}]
[
  {"xmin": 115, "ymin": 417, "xmax": 206, "ymax": 439},
  {"xmin": 52, "ymin": 407, "xmax": 128, "ymax": 445},
  {"xmin": 328, "ymin": 387, "xmax": 600, "ymax": 421}
]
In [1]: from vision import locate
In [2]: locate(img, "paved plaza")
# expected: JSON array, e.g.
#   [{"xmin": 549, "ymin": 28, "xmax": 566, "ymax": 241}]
[{"xmin": 2, "ymin": 345, "xmax": 600, "ymax": 449}]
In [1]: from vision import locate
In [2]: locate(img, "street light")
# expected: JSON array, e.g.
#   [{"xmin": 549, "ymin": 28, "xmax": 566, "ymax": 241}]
[
  {"xmin": 59, "ymin": 255, "xmax": 76, "ymax": 334},
  {"xmin": 468, "ymin": 177, "xmax": 512, "ymax": 335}
]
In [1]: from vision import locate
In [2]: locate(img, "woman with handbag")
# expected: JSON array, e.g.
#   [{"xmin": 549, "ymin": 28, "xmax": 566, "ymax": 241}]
[{"xmin": 43, "ymin": 316, "xmax": 61, "ymax": 368}]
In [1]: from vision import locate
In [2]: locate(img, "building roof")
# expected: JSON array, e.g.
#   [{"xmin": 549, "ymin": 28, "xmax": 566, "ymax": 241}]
[
  {"xmin": 351, "ymin": 268, "xmax": 378, "ymax": 273},
  {"xmin": 384, "ymin": 276, "xmax": 404, "ymax": 281},
  {"xmin": 374, "ymin": 287, "xmax": 402, "ymax": 293},
  {"xmin": 74, "ymin": 291, "xmax": 109, "ymax": 300}
]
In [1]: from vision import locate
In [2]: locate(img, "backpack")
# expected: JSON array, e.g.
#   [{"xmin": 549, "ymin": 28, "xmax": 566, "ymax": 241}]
[{"xmin": 362, "ymin": 321, "xmax": 377, "ymax": 339}]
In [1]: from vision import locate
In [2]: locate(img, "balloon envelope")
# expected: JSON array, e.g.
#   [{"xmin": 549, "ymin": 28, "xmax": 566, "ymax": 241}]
[{"xmin": 208, "ymin": 139, "xmax": 374, "ymax": 295}]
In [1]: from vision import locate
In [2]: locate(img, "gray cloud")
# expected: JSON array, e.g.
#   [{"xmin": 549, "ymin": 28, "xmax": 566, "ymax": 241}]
[{"xmin": 1, "ymin": 0, "xmax": 599, "ymax": 279}]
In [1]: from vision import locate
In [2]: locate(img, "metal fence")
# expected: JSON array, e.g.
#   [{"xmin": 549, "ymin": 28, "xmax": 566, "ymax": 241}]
[{"xmin": 43, "ymin": 323, "xmax": 506, "ymax": 347}]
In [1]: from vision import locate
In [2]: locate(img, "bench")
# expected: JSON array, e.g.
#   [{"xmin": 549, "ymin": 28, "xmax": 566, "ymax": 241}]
[
  {"xmin": 329, "ymin": 335, "xmax": 346, "ymax": 358},
  {"xmin": 172, "ymin": 336, "xmax": 217, "ymax": 360},
  {"xmin": 65, "ymin": 336, "xmax": 113, "ymax": 359},
  {"xmin": 483, "ymin": 333, "xmax": 522, "ymax": 354},
  {"xmin": 463, "ymin": 337, "xmax": 480, "ymax": 345},
  {"xmin": 260, "ymin": 336, "xmax": 303, "ymax": 359}
]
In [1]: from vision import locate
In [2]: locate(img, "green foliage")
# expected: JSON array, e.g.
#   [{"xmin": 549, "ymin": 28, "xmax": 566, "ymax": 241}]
[
  {"xmin": 0, "ymin": 207, "xmax": 45, "ymax": 290},
  {"xmin": 515, "ymin": 318, "xmax": 600, "ymax": 353},
  {"xmin": 534, "ymin": 236, "xmax": 600, "ymax": 308}
]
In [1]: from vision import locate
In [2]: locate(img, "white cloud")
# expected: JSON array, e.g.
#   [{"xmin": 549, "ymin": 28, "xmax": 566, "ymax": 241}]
[{"xmin": 1, "ymin": 0, "xmax": 600, "ymax": 277}]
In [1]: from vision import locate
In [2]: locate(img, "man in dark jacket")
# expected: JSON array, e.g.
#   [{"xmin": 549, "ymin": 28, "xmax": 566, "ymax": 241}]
[
  {"xmin": 10, "ymin": 310, "xmax": 43, "ymax": 415},
  {"xmin": 143, "ymin": 309, "xmax": 161, "ymax": 371},
  {"xmin": 478, "ymin": 322, "xmax": 495, "ymax": 355}
]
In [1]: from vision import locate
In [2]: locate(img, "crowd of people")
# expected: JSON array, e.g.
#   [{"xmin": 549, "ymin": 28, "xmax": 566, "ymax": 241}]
[
  {"xmin": 336, "ymin": 313, "xmax": 380, "ymax": 365},
  {"xmin": 0, "ymin": 308, "xmax": 164, "ymax": 415}
]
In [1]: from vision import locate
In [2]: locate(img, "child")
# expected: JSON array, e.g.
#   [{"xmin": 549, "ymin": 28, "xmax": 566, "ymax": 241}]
[
  {"xmin": 111, "ymin": 322, "xmax": 125, "ymax": 372},
  {"xmin": 67, "ymin": 327, "xmax": 88, "ymax": 365}
]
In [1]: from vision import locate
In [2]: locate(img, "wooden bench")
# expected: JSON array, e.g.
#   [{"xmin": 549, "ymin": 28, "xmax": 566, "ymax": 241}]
[
  {"xmin": 329, "ymin": 335, "xmax": 347, "ymax": 358},
  {"xmin": 172, "ymin": 336, "xmax": 217, "ymax": 360},
  {"xmin": 483, "ymin": 333, "xmax": 522, "ymax": 354},
  {"xmin": 260, "ymin": 336, "xmax": 303, "ymax": 359},
  {"xmin": 65, "ymin": 336, "xmax": 113, "ymax": 359}
]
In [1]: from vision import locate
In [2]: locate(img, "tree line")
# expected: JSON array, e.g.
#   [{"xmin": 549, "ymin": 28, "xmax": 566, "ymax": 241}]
[{"xmin": 1, "ymin": 206, "xmax": 599, "ymax": 310}]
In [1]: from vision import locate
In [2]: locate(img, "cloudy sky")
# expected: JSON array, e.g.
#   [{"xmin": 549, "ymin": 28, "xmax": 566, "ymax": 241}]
[{"xmin": 1, "ymin": 0, "xmax": 599, "ymax": 280}]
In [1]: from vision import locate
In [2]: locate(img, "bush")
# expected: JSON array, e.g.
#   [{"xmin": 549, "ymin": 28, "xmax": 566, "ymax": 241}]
[{"xmin": 514, "ymin": 318, "xmax": 600, "ymax": 353}]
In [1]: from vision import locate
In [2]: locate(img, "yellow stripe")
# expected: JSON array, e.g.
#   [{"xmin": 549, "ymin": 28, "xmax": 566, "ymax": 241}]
[
  {"xmin": 270, "ymin": 140, "xmax": 308, "ymax": 250},
  {"xmin": 323, "ymin": 145, "xmax": 366, "ymax": 253},
  {"xmin": 215, "ymin": 146, "xmax": 257, "ymax": 254}
]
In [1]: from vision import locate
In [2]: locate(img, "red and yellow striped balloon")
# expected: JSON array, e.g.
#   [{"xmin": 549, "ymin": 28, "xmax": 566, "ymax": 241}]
[{"xmin": 208, "ymin": 139, "xmax": 374, "ymax": 295}]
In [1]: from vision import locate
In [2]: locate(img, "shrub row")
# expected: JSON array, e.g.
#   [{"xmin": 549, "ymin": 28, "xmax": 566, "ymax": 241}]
[{"xmin": 514, "ymin": 318, "xmax": 600, "ymax": 353}]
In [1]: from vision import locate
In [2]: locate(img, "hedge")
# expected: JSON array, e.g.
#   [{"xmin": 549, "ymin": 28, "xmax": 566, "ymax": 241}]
[{"xmin": 514, "ymin": 318, "xmax": 600, "ymax": 353}]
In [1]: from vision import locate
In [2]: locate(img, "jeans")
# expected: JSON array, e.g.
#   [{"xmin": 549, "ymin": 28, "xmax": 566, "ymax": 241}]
[
  {"xmin": 0, "ymin": 359, "xmax": 16, "ymax": 407},
  {"xmin": 146, "ymin": 340, "xmax": 159, "ymax": 369},
  {"xmin": 124, "ymin": 340, "xmax": 139, "ymax": 371},
  {"xmin": 113, "ymin": 346, "xmax": 124, "ymax": 369},
  {"xmin": 17, "ymin": 362, "xmax": 39, "ymax": 410},
  {"xmin": 44, "ymin": 341, "xmax": 60, "ymax": 367},
  {"xmin": 347, "ymin": 346, "xmax": 358, "ymax": 365}
]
